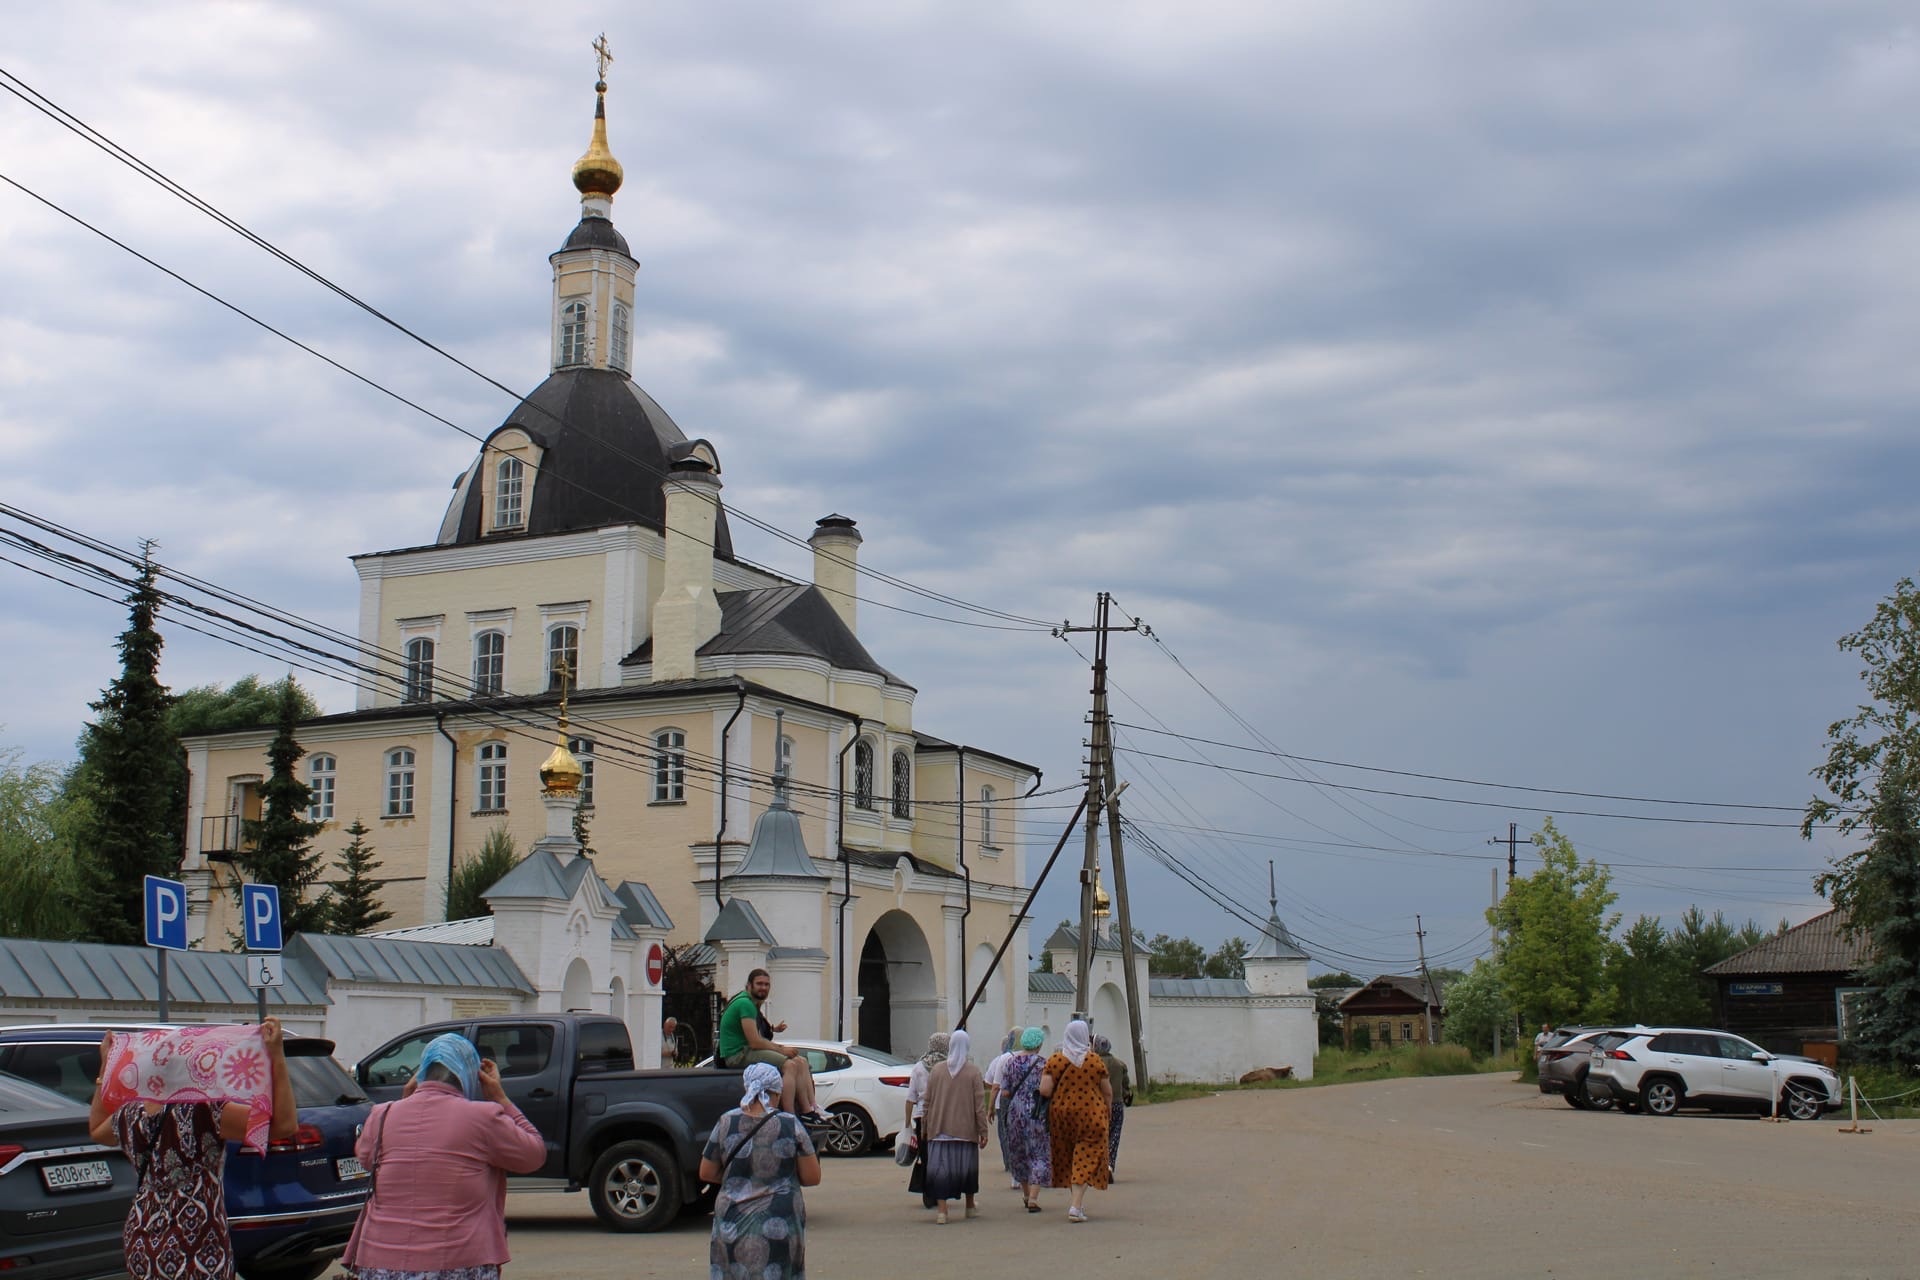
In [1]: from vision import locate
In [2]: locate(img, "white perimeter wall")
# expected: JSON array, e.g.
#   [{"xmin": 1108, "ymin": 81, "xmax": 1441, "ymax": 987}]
[{"xmin": 1022, "ymin": 990, "xmax": 1318, "ymax": 1085}]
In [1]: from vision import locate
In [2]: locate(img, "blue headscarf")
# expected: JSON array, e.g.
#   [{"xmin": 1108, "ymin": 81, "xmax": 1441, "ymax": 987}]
[
  {"xmin": 418, "ymin": 1033, "xmax": 481, "ymax": 1099},
  {"xmin": 1001, "ymin": 1027, "xmax": 1020, "ymax": 1055},
  {"xmin": 1019, "ymin": 1026, "xmax": 1045, "ymax": 1052}
]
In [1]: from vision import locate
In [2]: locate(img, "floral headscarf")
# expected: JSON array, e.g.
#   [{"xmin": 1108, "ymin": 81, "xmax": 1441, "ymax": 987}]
[
  {"xmin": 921, "ymin": 1031, "xmax": 950, "ymax": 1069},
  {"xmin": 740, "ymin": 1061, "xmax": 782, "ymax": 1110}
]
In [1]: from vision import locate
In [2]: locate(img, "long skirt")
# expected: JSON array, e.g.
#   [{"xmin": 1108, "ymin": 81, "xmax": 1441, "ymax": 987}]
[
  {"xmin": 996, "ymin": 1102, "xmax": 1011, "ymax": 1171},
  {"xmin": 1107, "ymin": 1100, "xmax": 1126, "ymax": 1172},
  {"xmin": 1002, "ymin": 1091, "xmax": 1051, "ymax": 1187},
  {"xmin": 924, "ymin": 1138, "xmax": 980, "ymax": 1202}
]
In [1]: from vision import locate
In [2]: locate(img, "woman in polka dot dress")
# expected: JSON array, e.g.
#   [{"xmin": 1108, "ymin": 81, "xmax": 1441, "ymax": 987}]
[{"xmin": 1040, "ymin": 1019, "xmax": 1112, "ymax": 1223}]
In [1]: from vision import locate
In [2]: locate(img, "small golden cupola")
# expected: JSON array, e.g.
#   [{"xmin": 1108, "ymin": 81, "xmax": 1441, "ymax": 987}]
[
  {"xmin": 572, "ymin": 34, "xmax": 624, "ymax": 219},
  {"xmin": 1092, "ymin": 865, "xmax": 1112, "ymax": 926},
  {"xmin": 539, "ymin": 662, "xmax": 585, "ymax": 796}
]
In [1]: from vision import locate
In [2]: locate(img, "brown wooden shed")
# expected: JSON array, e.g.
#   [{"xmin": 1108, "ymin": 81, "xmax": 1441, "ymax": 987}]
[{"xmin": 1702, "ymin": 908, "xmax": 1870, "ymax": 1059}]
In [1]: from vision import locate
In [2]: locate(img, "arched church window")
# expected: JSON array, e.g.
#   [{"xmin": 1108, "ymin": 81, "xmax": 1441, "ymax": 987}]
[
  {"xmin": 403, "ymin": 637, "xmax": 435, "ymax": 703},
  {"xmin": 494, "ymin": 456, "xmax": 525, "ymax": 530},
  {"xmin": 890, "ymin": 749, "xmax": 912, "ymax": 819},
  {"xmin": 476, "ymin": 740, "xmax": 508, "ymax": 813},
  {"xmin": 852, "ymin": 738, "xmax": 876, "ymax": 811},
  {"xmin": 384, "ymin": 748, "xmax": 415, "ymax": 818},
  {"xmin": 559, "ymin": 299, "xmax": 589, "ymax": 366},
  {"xmin": 547, "ymin": 625, "xmax": 579, "ymax": 691},
  {"xmin": 653, "ymin": 729, "xmax": 686, "ymax": 803},
  {"xmin": 610, "ymin": 302, "xmax": 632, "ymax": 373},
  {"xmin": 472, "ymin": 630, "xmax": 506, "ymax": 697},
  {"xmin": 979, "ymin": 784, "xmax": 996, "ymax": 847},
  {"xmin": 308, "ymin": 755, "xmax": 335, "ymax": 823}
]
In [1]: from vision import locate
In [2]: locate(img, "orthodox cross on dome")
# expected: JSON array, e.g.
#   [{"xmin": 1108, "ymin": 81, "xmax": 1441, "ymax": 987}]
[
  {"xmin": 593, "ymin": 32, "xmax": 614, "ymax": 86},
  {"xmin": 539, "ymin": 659, "xmax": 583, "ymax": 796}
]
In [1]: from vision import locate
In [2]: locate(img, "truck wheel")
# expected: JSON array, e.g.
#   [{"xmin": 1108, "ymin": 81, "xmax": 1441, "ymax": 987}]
[{"xmin": 589, "ymin": 1139, "xmax": 682, "ymax": 1232}]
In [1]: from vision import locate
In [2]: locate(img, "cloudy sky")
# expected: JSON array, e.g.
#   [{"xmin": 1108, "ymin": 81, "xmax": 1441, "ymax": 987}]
[{"xmin": 5, "ymin": 2, "xmax": 1917, "ymax": 975}]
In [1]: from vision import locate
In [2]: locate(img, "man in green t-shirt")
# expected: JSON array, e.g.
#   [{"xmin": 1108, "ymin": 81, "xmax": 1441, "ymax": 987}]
[{"xmin": 715, "ymin": 968, "xmax": 823, "ymax": 1120}]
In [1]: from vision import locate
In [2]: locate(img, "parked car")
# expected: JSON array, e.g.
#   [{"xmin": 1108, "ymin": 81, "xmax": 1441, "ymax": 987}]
[
  {"xmin": 0, "ymin": 1070, "xmax": 135, "ymax": 1280},
  {"xmin": 0, "ymin": 1024, "xmax": 372, "ymax": 1280},
  {"xmin": 1537, "ymin": 1027, "xmax": 1640, "ymax": 1110},
  {"xmin": 695, "ymin": 1039, "xmax": 914, "ymax": 1156},
  {"xmin": 355, "ymin": 1013, "xmax": 742, "ymax": 1232},
  {"xmin": 1586, "ymin": 1027, "xmax": 1842, "ymax": 1120}
]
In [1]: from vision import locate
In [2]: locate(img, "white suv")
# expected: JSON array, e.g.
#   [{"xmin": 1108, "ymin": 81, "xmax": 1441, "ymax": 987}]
[{"xmin": 1587, "ymin": 1027, "xmax": 1840, "ymax": 1120}]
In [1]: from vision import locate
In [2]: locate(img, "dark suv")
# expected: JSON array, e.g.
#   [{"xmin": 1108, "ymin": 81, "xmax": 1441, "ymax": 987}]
[
  {"xmin": 0, "ymin": 1024, "xmax": 372, "ymax": 1280},
  {"xmin": 0, "ymin": 1070, "xmax": 135, "ymax": 1280}
]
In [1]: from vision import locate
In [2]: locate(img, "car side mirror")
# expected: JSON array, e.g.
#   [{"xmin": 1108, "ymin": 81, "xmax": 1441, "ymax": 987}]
[{"xmin": 1751, "ymin": 1051, "xmax": 1770, "ymax": 1063}]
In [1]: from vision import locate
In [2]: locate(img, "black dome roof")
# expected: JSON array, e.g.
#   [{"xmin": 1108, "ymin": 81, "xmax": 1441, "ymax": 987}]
[
  {"xmin": 559, "ymin": 216, "xmax": 631, "ymax": 256},
  {"xmin": 438, "ymin": 368, "xmax": 733, "ymax": 555}
]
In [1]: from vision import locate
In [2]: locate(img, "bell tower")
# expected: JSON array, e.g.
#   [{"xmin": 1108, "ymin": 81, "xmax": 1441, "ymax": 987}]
[{"xmin": 549, "ymin": 34, "xmax": 639, "ymax": 377}]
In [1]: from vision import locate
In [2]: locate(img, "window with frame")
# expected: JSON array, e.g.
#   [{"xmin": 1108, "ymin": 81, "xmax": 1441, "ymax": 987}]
[
  {"xmin": 307, "ymin": 754, "xmax": 336, "ymax": 822},
  {"xmin": 610, "ymin": 303, "xmax": 631, "ymax": 373},
  {"xmin": 1401, "ymin": 1021, "xmax": 1414, "ymax": 1043},
  {"xmin": 472, "ymin": 630, "xmax": 506, "ymax": 697},
  {"xmin": 852, "ymin": 737, "xmax": 876, "ymax": 810},
  {"xmin": 979, "ymin": 785, "xmax": 996, "ymax": 847},
  {"xmin": 776, "ymin": 734, "xmax": 795, "ymax": 780},
  {"xmin": 559, "ymin": 299, "xmax": 588, "ymax": 366},
  {"xmin": 384, "ymin": 748, "xmax": 415, "ymax": 817},
  {"xmin": 569, "ymin": 736, "xmax": 595, "ymax": 807},
  {"xmin": 889, "ymin": 749, "xmax": 912, "ymax": 819},
  {"xmin": 1377, "ymin": 1021, "xmax": 1391, "ymax": 1046},
  {"xmin": 495, "ymin": 456, "xmax": 525, "ymax": 530},
  {"xmin": 476, "ymin": 740, "xmax": 508, "ymax": 812},
  {"xmin": 403, "ymin": 637, "xmax": 435, "ymax": 703},
  {"xmin": 652, "ymin": 729, "xmax": 686, "ymax": 803},
  {"xmin": 547, "ymin": 625, "xmax": 579, "ymax": 691}
]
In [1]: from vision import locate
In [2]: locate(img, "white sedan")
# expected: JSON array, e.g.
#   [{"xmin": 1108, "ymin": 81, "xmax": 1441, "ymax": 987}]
[{"xmin": 700, "ymin": 1040, "xmax": 915, "ymax": 1155}]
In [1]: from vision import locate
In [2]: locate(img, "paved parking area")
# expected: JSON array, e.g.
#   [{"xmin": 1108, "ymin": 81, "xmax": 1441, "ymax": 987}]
[{"xmin": 322, "ymin": 1073, "xmax": 1920, "ymax": 1279}]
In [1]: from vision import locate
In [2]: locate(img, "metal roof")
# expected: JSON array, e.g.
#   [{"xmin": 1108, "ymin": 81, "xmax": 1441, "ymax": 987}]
[
  {"xmin": 287, "ymin": 933, "xmax": 531, "ymax": 994},
  {"xmin": 704, "ymin": 898, "xmax": 777, "ymax": 945},
  {"xmin": 1703, "ymin": 908, "xmax": 1869, "ymax": 976},
  {"xmin": 368, "ymin": 917, "xmax": 497, "ymax": 946},
  {"xmin": 1028, "ymin": 971, "xmax": 1073, "ymax": 994},
  {"xmin": 733, "ymin": 791, "xmax": 826, "ymax": 880},
  {"xmin": 0, "ymin": 937, "xmax": 328, "ymax": 1008},
  {"xmin": 613, "ymin": 882, "xmax": 674, "ymax": 931},
  {"xmin": 1149, "ymin": 977, "xmax": 1253, "ymax": 999},
  {"xmin": 1043, "ymin": 924, "xmax": 1123, "ymax": 954},
  {"xmin": 483, "ymin": 849, "xmax": 624, "ymax": 914},
  {"xmin": 1248, "ymin": 911, "xmax": 1310, "ymax": 961}
]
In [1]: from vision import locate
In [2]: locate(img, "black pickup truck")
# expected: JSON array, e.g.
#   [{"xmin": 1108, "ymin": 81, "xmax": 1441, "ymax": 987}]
[{"xmin": 355, "ymin": 1014, "xmax": 742, "ymax": 1231}]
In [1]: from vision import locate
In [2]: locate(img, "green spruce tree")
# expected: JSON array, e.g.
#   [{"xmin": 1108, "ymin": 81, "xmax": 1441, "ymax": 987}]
[
  {"xmin": 444, "ymin": 825, "xmax": 520, "ymax": 921},
  {"xmin": 323, "ymin": 820, "xmax": 391, "ymax": 935},
  {"xmin": 237, "ymin": 679, "xmax": 329, "ymax": 936},
  {"xmin": 70, "ymin": 545, "xmax": 186, "ymax": 944}
]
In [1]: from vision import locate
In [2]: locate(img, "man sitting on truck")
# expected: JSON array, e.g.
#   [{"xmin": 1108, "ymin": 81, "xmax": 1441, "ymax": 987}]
[{"xmin": 717, "ymin": 968, "xmax": 825, "ymax": 1122}]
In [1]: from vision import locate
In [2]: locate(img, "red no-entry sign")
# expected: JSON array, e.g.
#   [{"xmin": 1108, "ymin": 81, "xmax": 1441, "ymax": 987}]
[{"xmin": 646, "ymin": 942, "xmax": 665, "ymax": 988}]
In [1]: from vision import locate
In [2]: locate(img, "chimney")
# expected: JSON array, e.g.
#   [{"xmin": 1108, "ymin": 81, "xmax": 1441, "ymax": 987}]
[
  {"xmin": 652, "ymin": 456, "xmax": 723, "ymax": 681},
  {"xmin": 809, "ymin": 514, "xmax": 862, "ymax": 636}
]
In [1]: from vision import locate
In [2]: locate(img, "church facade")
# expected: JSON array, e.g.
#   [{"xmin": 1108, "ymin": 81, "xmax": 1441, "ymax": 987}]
[{"xmin": 177, "ymin": 75, "xmax": 1039, "ymax": 1056}]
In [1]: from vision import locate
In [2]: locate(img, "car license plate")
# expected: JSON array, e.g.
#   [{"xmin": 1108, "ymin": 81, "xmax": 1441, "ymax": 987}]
[
  {"xmin": 41, "ymin": 1159, "xmax": 112, "ymax": 1192},
  {"xmin": 336, "ymin": 1156, "xmax": 369, "ymax": 1181}
]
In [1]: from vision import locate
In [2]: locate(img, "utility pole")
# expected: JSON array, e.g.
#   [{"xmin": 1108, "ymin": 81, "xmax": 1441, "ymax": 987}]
[
  {"xmin": 1055, "ymin": 592, "xmax": 1149, "ymax": 1085},
  {"xmin": 1490, "ymin": 866, "xmax": 1501, "ymax": 1060},
  {"xmin": 1488, "ymin": 821, "xmax": 1535, "ymax": 882},
  {"xmin": 1415, "ymin": 914, "xmax": 1436, "ymax": 1044}
]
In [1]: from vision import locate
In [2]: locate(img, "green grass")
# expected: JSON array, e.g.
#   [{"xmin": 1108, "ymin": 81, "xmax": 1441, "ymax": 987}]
[
  {"xmin": 1140, "ymin": 1043, "xmax": 1505, "ymax": 1103},
  {"xmin": 1841, "ymin": 1064, "xmax": 1920, "ymax": 1120}
]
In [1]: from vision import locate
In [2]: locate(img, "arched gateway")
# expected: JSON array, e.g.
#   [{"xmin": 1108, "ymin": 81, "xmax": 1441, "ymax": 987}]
[{"xmin": 856, "ymin": 910, "xmax": 937, "ymax": 1054}]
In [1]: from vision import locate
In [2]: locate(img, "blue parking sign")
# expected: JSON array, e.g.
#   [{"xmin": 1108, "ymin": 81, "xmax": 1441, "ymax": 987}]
[
  {"xmin": 143, "ymin": 875, "xmax": 187, "ymax": 951},
  {"xmin": 242, "ymin": 882, "xmax": 283, "ymax": 952}
]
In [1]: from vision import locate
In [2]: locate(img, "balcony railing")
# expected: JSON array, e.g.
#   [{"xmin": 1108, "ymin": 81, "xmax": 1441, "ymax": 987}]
[{"xmin": 199, "ymin": 814, "xmax": 255, "ymax": 859}]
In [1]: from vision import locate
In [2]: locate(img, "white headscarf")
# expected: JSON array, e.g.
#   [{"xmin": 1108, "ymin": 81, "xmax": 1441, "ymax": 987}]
[
  {"xmin": 946, "ymin": 1028, "xmax": 970, "ymax": 1077},
  {"xmin": 740, "ymin": 1061, "xmax": 781, "ymax": 1110},
  {"xmin": 1062, "ymin": 1019, "xmax": 1092, "ymax": 1067}
]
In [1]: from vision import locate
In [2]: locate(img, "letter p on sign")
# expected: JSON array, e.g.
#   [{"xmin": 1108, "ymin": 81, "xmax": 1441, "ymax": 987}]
[{"xmin": 242, "ymin": 883, "xmax": 283, "ymax": 952}]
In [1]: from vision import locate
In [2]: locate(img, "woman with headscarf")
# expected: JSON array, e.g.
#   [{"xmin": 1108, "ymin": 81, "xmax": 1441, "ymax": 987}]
[
  {"xmin": 981, "ymin": 1028, "xmax": 1021, "ymax": 1189},
  {"xmin": 699, "ymin": 1061, "xmax": 821, "ymax": 1279},
  {"xmin": 999, "ymin": 1027, "xmax": 1052, "ymax": 1212},
  {"xmin": 341, "ymin": 1032, "xmax": 549, "ymax": 1280},
  {"xmin": 1040, "ymin": 1019, "xmax": 1113, "ymax": 1223},
  {"xmin": 902, "ymin": 1031, "xmax": 949, "ymax": 1210},
  {"xmin": 1093, "ymin": 1033, "xmax": 1133, "ymax": 1180},
  {"xmin": 917, "ymin": 1029, "xmax": 989, "ymax": 1224}
]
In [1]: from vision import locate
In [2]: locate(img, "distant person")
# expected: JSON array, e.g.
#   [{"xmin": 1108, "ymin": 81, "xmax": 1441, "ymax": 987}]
[
  {"xmin": 1041, "ymin": 1019, "xmax": 1112, "ymax": 1223},
  {"xmin": 1093, "ymin": 1033, "xmax": 1133, "ymax": 1180},
  {"xmin": 919, "ymin": 1029, "xmax": 990, "ymax": 1224},
  {"xmin": 700, "ymin": 1062, "xmax": 821, "ymax": 1279},
  {"xmin": 661, "ymin": 1017, "xmax": 680, "ymax": 1069},
  {"xmin": 982, "ymin": 1028, "xmax": 1022, "ymax": 1189},
  {"xmin": 1001, "ymin": 1027, "xmax": 1052, "ymax": 1212},
  {"xmin": 1535, "ymin": 1023, "xmax": 1553, "ymax": 1052},
  {"xmin": 903, "ymin": 1032, "xmax": 950, "ymax": 1210},
  {"xmin": 89, "ymin": 1019, "xmax": 297, "ymax": 1280},
  {"xmin": 716, "ymin": 968, "xmax": 825, "ymax": 1121},
  {"xmin": 341, "ymin": 1032, "xmax": 548, "ymax": 1280}
]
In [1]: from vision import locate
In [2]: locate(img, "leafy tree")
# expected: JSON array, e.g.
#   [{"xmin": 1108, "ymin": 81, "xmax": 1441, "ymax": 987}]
[
  {"xmin": 323, "ymin": 820, "xmax": 391, "ymax": 935},
  {"xmin": 237, "ymin": 681, "xmax": 330, "ymax": 936},
  {"xmin": 1488, "ymin": 818, "xmax": 1620, "ymax": 1027},
  {"xmin": 1205, "ymin": 936, "xmax": 1249, "ymax": 980},
  {"xmin": 68, "ymin": 548, "xmax": 186, "ymax": 944},
  {"xmin": 170, "ymin": 675, "xmax": 320, "ymax": 739},
  {"xmin": 1609, "ymin": 915, "xmax": 1687, "ymax": 1025},
  {"xmin": 1308, "ymin": 971, "xmax": 1361, "ymax": 989},
  {"xmin": 1350, "ymin": 1022, "xmax": 1371, "ymax": 1052},
  {"xmin": 1440, "ymin": 959, "xmax": 1511, "ymax": 1054},
  {"xmin": 1806, "ymin": 577, "xmax": 1920, "ymax": 1062},
  {"xmin": 1146, "ymin": 933, "xmax": 1208, "ymax": 978},
  {"xmin": 445, "ymin": 825, "xmax": 520, "ymax": 921},
  {"xmin": 0, "ymin": 747, "xmax": 90, "ymax": 939}
]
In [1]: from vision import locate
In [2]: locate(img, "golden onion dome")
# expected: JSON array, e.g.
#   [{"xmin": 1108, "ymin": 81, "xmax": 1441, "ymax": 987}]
[
  {"xmin": 540, "ymin": 735, "xmax": 585, "ymax": 795},
  {"xmin": 1092, "ymin": 870, "xmax": 1112, "ymax": 915},
  {"xmin": 572, "ymin": 82, "xmax": 624, "ymax": 200}
]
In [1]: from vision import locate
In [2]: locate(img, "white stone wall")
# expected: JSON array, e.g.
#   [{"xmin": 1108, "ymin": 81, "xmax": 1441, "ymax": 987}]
[{"xmin": 1021, "ymin": 986, "xmax": 1318, "ymax": 1085}]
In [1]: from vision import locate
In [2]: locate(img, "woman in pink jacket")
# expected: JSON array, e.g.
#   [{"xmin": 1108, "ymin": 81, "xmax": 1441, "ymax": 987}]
[{"xmin": 342, "ymin": 1033, "xmax": 547, "ymax": 1280}]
